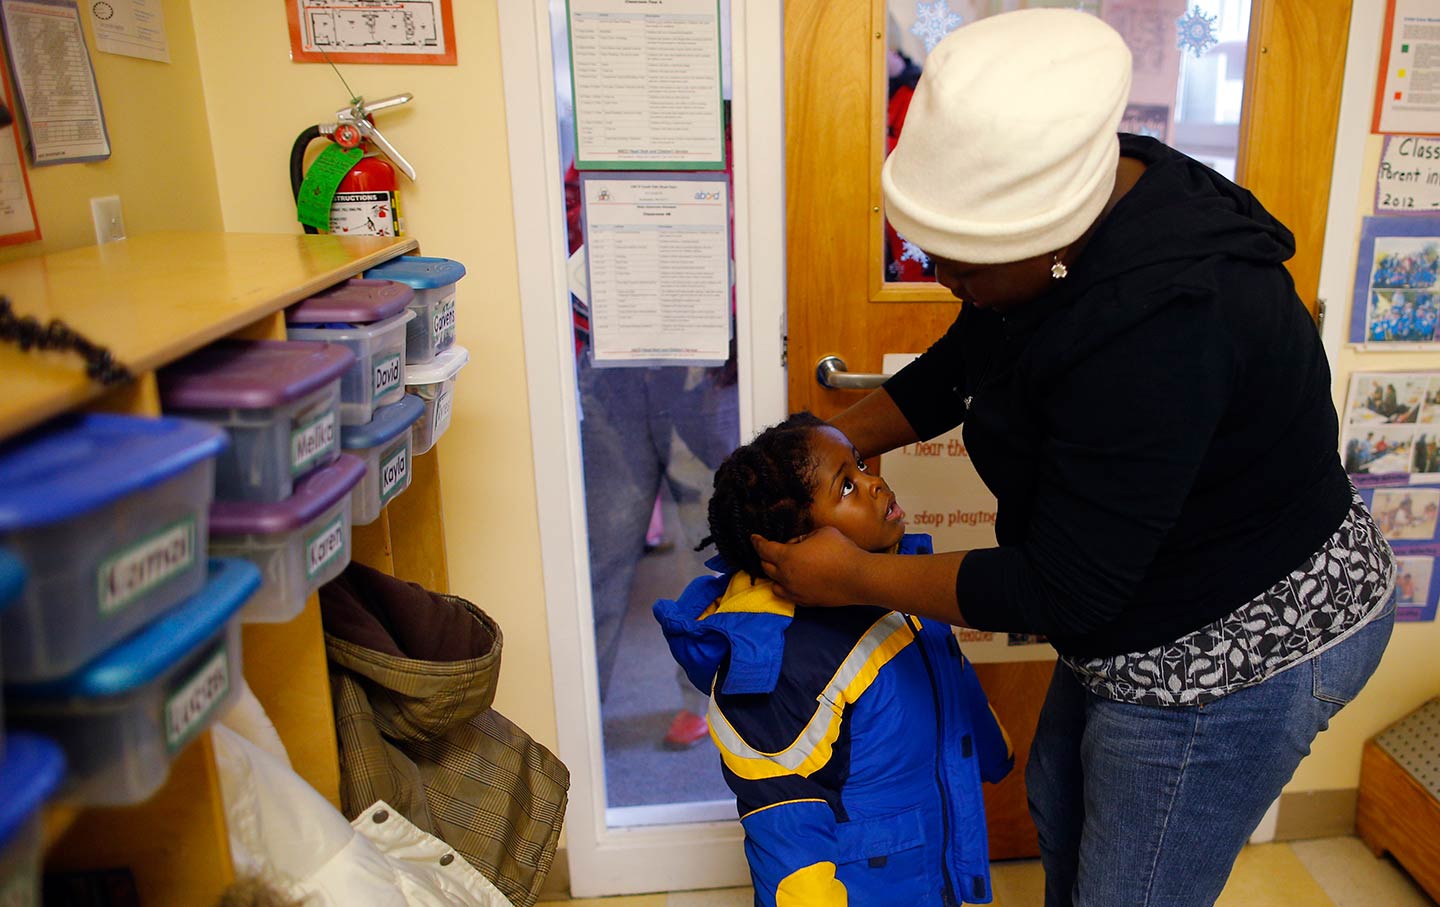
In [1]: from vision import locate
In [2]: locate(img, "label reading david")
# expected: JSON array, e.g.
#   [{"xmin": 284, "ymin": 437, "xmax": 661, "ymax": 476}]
[
  {"xmin": 97, "ymin": 517, "xmax": 196, "ymax": 616},
  {"xmin": 165, "ymin": 644, "xmax": 230, "ymax": 752},
  {"xmin": 433, "ymin": 294, "xmax": 457, "ymax": 348},
  {"xmin": 291, "ymin": 410, "xmax": 337, "ymax": 475},
  {"xmin": 372, "ymin": 353, "xmax": 403, "ymax": 401},
  {"xmin": 379, "ymin": 439, "xmax": 410, "ymax": 506},
  {"xmin": 432, "ymin": 388, "xmax": 454, "ymax": 440},
  {"xmin": 306, "ymin": 513, "xmax": 346, "ymax": 580}
]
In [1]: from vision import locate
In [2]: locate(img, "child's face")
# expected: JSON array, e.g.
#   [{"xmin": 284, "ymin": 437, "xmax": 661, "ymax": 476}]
[{"xmin": 806, "ymin": 426, "xmax": 907, "ymax": 551}]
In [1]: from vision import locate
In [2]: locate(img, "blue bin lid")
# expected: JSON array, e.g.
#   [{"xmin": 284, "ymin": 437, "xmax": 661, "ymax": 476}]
[
  {"xmin": 0, "ymin": 733, "xmax": 65, "ymax": 851},
  {"xmin": 341, "ymin": 394, "xmax": 425, "ymax": 451},
  {"xmin": 364, "ymin": 255, "xmax": 466, "ymax": 290},
  {"xmin": 0, "ymin": 414, "xmax": 228, "ymax": 529},
  {"xmin": 0, "ymin": 549, "xmax": 24, "ymax": 613},
  {"xmin": 7, "ymin": 558, "xmax": 260, "ymax": 700}
]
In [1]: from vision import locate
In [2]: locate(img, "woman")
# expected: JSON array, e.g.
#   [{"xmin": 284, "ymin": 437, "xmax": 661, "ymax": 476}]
[{"xmin": 753, "ymin": 9, "xmax": 1395, "ymax": 907}]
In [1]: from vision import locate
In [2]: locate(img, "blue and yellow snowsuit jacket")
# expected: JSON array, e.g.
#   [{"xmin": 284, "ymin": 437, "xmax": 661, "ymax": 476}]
[{"xmin": 654, "ymin": 535, "xmax": 1013, "ymax": 906}]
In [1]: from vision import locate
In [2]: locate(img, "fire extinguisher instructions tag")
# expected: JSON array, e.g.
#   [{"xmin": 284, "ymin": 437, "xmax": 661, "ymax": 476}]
[
  {"xmin": 379, "ymin": 438, "xmax": 410, "ymax": 506},
  {"xmin": 306, "ymin": 514, "xmax": 347, "ymax": 581},
  {"xmin": 433, "ymin": 388, "xmax": 453, "ymax": 440},
  {"xmin": 433, "ymin": 295, "xmax": 456, "ymax": 348},
  {"xmin": 291, "ymin": 410, "xmax": 338, "ymax": 476},
  {"xmin": 373, "ymin": 353, "xmax": 403, "ymax": 400},
  {"xmin": 298, "ymin": 145, "xmax": 363, "ymax": 231},
  {"xmin": 165, "ymin": 643, "xmax": 230, "ymax": 753},
  {"xmin": 330, "ymin": 191, "xmax": 399, "ymax": 237}
]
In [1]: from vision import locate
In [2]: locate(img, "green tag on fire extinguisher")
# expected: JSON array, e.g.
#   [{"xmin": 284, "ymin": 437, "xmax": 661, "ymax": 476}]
[{"xmin": 297, "ymin": 144, "xmax": 364, "ymax": 231}]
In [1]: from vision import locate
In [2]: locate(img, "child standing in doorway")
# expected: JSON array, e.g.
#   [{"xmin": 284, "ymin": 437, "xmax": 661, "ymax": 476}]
[{"xmin": 654, "ymin": 413, "xmax": 1011, "ymax": 906}]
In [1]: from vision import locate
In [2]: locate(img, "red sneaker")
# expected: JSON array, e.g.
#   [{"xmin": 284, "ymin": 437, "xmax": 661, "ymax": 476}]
[{"xmin": 663, "ymin": 709, "xmax": 710, "ymax": 749}]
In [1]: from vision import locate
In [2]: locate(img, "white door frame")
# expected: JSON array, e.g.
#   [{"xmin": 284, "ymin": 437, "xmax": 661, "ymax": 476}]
[{"xmin": 497, "ymin": 0, "xmax": 787, "ymax": 896}]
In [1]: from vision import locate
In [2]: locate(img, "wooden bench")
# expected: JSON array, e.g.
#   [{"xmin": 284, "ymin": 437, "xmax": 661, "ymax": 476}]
[{"xmin": 1356, "ymin": 697, "xmax": 1440, "ymax": 902}]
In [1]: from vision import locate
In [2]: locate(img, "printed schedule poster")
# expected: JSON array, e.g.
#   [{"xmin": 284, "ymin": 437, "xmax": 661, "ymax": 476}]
[
  {"xmin": 1375, "ymin": 0, "xmax": 1440, "ymax": 134},
  {"xmin": 581, "ymin": 173, "xmax": 730, "ymax": 366},
  {"xmin": 567, "ymin": 0, "xmax": 724, "ymax": 170},
  {"xmin": 0, "ymin": 0, "xmax": 110, "ymax": 165}
]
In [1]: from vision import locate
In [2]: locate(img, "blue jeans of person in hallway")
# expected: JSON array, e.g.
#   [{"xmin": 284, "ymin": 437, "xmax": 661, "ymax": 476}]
[
  {"xmin": 578, "ymin": 357, "xmax": 738, "ymax": 701},
  {"xmin": 1026, "ymin": 597, "xmax": 1396, "ymax": 907}
]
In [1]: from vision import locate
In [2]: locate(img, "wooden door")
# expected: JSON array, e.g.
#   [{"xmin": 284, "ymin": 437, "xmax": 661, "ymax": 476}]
[{"xmin": 785, "ymin": 0, "xmax": 1352, "ymax": 859}]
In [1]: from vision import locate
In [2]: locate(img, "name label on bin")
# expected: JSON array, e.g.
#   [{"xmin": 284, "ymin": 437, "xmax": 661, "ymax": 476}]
[
  {"xmin": 373, "ymin": 353, "xmax": 403, "ymax": 401},
  {"xmin": 165, "ymin": 644, "xmax": 230, "ymax": 753},
  {"xmin": 291, "ymin": 410, "xmax": 338, "ymax": 475},
  {"xmin": 379, "ymin": 439, "xmax": 410, "ymax": 506},
  {"xmin": 306, "ymin": 513, "xmax": 347, "ymax": 580},
  {"xmin": 433, "ymin": 294, "xmax": 456, "ymax": 348},
  {"xmin": 97, "ymin": 517, "xmax": 196, "ymax": 616},
  {"xmin": 432, "ymin": 388, "xmax": 454, "ymax": 440}
]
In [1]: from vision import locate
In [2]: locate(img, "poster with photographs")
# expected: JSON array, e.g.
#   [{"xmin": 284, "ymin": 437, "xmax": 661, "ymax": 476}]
[
  {"xmin": 1346, "ymin": 370, "xmax": 1440, "ymax": 621},
  {"xmin": 1350, "ymin": 217, "xmax": 1440, "ymax": 345}
]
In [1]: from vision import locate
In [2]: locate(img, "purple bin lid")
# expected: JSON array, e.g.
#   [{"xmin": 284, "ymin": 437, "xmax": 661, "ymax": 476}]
[
  {"xmin": 159, "ymin": 340, "xmax": 355, "ymax": 411},
  {"xmin": 210, "ymin": 454, "xmax": 366, "ymax": 535},
  {"xmin": 285, "ymin": 278, "xmax": 415, "ymax": 325}
]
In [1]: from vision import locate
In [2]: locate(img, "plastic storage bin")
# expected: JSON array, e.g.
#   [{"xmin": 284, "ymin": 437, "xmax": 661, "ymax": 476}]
[
  {"xmin": 340, "ymin": 394, "xmax": 424, "ymax": 526},
  {"xmin": 208, "ymin": 454, "xmax": 365, "ymax": 622},
  {"xmin": 0, "ymin": 550, "xmax": 25, "ymax": 753},
  {"xmin": 160, "ymin": 340, "xmax": 355, "ymax": 503},
  {"xmin": 0, "ymin": 734, "xmax": 64, "ymax": 907},
  {"xmin": 405, "ymin": 345, "xmax": 469, "ymax": 456},
  {"xmin": 363, "ymin": 256, "xmax": 466, "ymax": 365},
  {"xmin": 7, "ymin": 559, "xmax": 259, "ymax": 807},
  {"xmin": 286, "ymin": 279, "xmax": 417, "ymax": 426},
  {"xmin": 0, "ymin": 414, "xmax": 226, "ymax": 683}
]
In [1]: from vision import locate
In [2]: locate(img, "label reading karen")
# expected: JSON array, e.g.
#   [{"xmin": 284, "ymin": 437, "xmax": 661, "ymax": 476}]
[
  {"xmin": 379, "ymin": 439, "xmax": 410, "ymax": 506},
  {"xmin": 306, "ymin": 513, "xmax": 346, "ymax": 580},
  {"xmin": 373, "ymin": 353, "xmax": 403, "ymax": 401},
  {"xmin": 291, "ymin": 410, "xmax": 337, "ymax": 475},
  {"xmin": 97, "ymin": 517, "xmax": 196, "ymax": 615},
  {"xmin": 432, "ymin": 388, "xmax": 453, "ymax": 440},
  {"xmin": 165, "ymin": 644, "xmax": 230, "ymax": 752}
]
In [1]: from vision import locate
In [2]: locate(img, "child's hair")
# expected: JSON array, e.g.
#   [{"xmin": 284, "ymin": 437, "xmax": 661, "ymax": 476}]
[{"xmin": 701, "ymin": 411, "xmax": 827, "ymax": 578}]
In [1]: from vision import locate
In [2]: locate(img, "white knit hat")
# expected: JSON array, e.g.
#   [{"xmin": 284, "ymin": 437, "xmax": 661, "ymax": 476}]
[{"xmin": 882, "ymin": 9, "xmax": 1133, "ymax": 265}]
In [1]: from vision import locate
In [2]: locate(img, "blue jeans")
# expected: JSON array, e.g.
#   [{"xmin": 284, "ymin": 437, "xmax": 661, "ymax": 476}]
[{"xmin": 1026, "ymin": 597, "xmax": 1396, "ymax": 907}]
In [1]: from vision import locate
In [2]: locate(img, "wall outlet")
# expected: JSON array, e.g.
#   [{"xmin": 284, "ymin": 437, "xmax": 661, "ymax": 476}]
[{"xmin": 91, "ymin": 195, "xmax": 125, "ymax": 244}]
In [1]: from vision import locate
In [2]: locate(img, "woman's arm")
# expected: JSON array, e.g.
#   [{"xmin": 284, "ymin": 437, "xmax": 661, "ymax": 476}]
[{"xmin": 752, "ymin": 527, "xmax": 974, "ymax": 627}]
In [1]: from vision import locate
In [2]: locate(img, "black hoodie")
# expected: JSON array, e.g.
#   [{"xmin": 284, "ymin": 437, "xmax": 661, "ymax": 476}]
[{"xmin": 883, "ymin": 134, "xmax": 1352, "ymax": 657}]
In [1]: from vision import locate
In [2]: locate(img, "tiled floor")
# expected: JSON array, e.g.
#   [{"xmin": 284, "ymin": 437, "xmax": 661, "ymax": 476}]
[{"xmin": 539, "ymin": 836, "xmax": 1436, "ymax": 906}]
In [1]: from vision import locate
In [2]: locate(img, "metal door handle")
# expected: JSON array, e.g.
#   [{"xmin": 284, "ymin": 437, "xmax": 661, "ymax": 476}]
[{"xmin": 816, "ymin": 355, "xmax": 890, "ymax": 390}]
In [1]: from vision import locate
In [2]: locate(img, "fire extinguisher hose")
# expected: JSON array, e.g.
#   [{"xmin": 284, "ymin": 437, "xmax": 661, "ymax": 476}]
[{"xmin": 290, "ymin": 125, "xmax": 325, "ymax": 235}]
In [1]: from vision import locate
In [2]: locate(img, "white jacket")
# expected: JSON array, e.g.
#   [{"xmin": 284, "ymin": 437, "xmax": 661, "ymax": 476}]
[{"xmin": 213, "ymin": 687, "xmax": 515, "ymax": 907}]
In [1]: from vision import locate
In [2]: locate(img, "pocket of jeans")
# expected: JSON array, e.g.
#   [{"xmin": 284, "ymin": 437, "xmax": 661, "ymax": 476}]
[{"xmin": 1312, "ymin": 598, "xmax": 1396, "ymax": 706}]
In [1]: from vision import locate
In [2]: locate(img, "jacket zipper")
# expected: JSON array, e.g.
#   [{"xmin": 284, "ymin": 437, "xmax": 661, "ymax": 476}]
[{"xmin": 911, "ymin": 617, "xmax": 960, "ymax": 907}]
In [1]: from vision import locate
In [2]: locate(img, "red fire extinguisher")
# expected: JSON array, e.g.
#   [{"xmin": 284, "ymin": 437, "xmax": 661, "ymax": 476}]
[{"xmin": 290, "ymin": 94, "xmax": 417, "ymax": 237}]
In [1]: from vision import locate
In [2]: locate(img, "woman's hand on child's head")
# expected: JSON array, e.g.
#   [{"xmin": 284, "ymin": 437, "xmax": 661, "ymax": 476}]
[{"xmin": 751, "ymin": 527, "xmax": 869, "ymax": 606}]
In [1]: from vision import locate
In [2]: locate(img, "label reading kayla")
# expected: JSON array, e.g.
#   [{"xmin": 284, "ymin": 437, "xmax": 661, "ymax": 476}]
[
  {"xmin": 379, "ymin": 440, "xmax": 409, "ymax": 505},
  {"xmin": 165, "ymin": 645, "xmax": 230, "ymax": 752},
  {"xmin": 291, "ymin": 410, "xmax": 337, "ymax": 475},
  {"xmin": 97, "ymin": 518, "xmax": 196, "ymax": 615},
  {"xmin": 373, "ymin": 353, "xmax": 403, "ymax": 401},
  {"xmin": 433, "ymin": 295, "xmax": 456, "ymax": 348},
  {"xmin": 306, "ymin": 514, "xmax": 346, "ymax": 580}
]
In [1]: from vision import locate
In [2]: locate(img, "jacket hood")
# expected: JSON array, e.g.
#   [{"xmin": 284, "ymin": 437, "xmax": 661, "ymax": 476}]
[
  {"xmin": 321, "ymin": 562, "xmax": 502, "ymax": 743},
  {"xmin": 654, "ymin": 534, "xmax": 932, "ymax": 698}
]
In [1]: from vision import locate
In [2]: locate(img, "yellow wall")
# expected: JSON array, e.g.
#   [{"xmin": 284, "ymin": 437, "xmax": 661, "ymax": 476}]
[
  {"xmin": 187, "ymin": 3, "xmax": 557, "ymax": 751},
  {"xmin": 0, "ymin": 0, "xmax": 221, "ymax": 263}
]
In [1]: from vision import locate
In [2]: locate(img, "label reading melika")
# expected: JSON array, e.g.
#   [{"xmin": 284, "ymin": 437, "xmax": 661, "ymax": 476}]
[
  {"xmin": 379, "ymin": 440, "xmax": 409, "ymax": 505},
  {"xmin": 373, "ymin": 353, "xmax": 403, "ymax": 400},
  {"xmin": 291, "ymin": 410, "xmax": 337, "ymax": 475},
  {"xmin": 165, "ymin": 645, "xmax": 230, "ymax": 752},
  {"xmin": 433, "ymin": 388, "xmax": 454, "ymax": 439},
  {"xmin": 306, "ymin": 514, "xmax": 346, "ymax": 580},
  {"xmin": 97, "ymin": 518, "xmax": 196, "ymax": 615},
  {"xmin": 433, "ymin": 294, "xmax": 457, "ymax": 347}
]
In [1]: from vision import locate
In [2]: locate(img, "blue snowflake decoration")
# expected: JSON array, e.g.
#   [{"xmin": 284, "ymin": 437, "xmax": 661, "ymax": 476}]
[
  {"xmin": 900, "ymin": 237, "xmax": 931, "ymax": 267},
  {"xmin": 1176, "ymin": 5, "xmax": 1219, "ymax": 58},
  {"xmin": 911, "ymin": 0, "xmax": 964, "ymax": 54}
]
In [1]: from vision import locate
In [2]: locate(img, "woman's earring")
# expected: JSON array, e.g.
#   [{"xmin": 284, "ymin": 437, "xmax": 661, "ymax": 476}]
[{"xmin": 1050, "ymin": 253, "xmax": 1068, "ymax": 280}]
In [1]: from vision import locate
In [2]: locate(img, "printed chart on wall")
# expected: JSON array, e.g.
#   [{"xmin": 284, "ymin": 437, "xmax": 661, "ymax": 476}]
[
  {"xmin": 1373, "ymin": 0, "xmax": 1440, "ymax": 135},
  {"xmin": 566, "ymin": 0, "xmax": 724, "ymax": 170},
  {"xmin": 879, "ymin": 353, "xmax": 1057, "ymax": 663},
  {"xmin": 1342, "ymin": 371, "xmax": 1440, "ymax": 622},
  {"xmin": 1350, "ymin": 216, "xmax": 1440, "ymax": 345},
  {"xmin": 0, "ymin": 56, "xmax": 38, "ymax": 245},
  {"xmin": 0, "ymin": 0, "xmax": 110, "ymax": 165},
  {"xmin": 580, "ymin": 173, "xmax": 730, "ymax": 367},
  {"xmin": 285, "ymin": 0, "xmax": 456, "ymax": 65}
]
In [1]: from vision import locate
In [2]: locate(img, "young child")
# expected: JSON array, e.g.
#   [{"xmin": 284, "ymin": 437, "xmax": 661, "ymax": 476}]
[{"xmin": 654, "ymin": 413, "xmax": 1012, "ymax": 906}]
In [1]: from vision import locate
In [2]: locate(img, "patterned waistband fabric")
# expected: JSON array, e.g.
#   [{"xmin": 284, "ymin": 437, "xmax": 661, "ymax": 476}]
[{"xmin": 1063, "ymin": 490, "xmax": 1396, "ymax": 708}]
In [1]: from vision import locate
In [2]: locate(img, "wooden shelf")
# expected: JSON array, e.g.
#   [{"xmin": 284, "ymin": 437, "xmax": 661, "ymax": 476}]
[{"xmin": 0, "ymin": 232, "xmax": 417, "ymax": 438}]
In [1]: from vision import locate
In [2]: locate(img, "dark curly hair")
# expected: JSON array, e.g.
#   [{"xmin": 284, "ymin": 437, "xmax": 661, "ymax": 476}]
[{"xmin": 699, "ymin": 411, "xmax": 827, "ymax": 578}]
